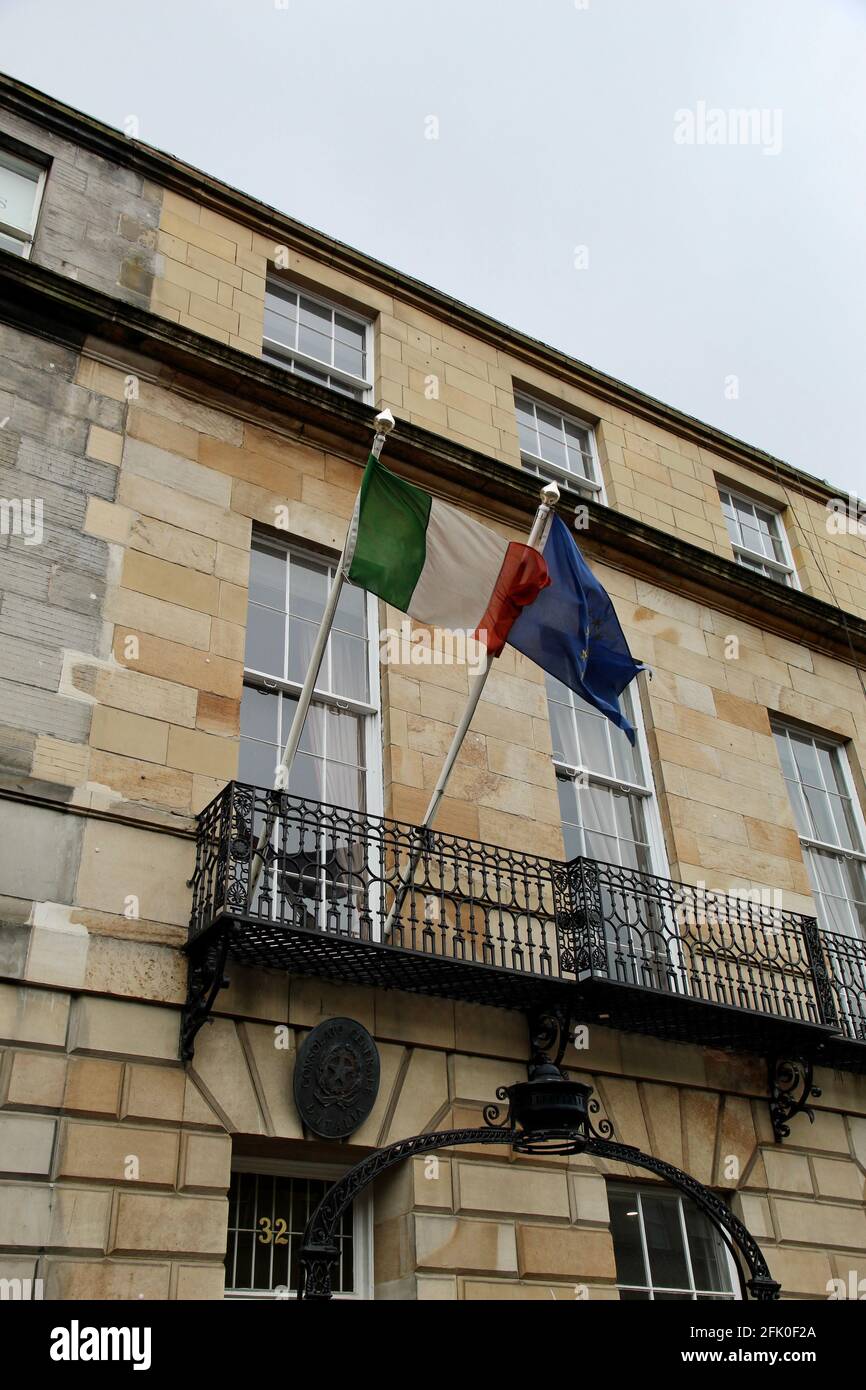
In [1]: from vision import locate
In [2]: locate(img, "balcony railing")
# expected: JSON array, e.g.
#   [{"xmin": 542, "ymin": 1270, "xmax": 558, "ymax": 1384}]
[{"xmin": 188, "ymin": 783, "xmax": 866, "ymax": 1067}]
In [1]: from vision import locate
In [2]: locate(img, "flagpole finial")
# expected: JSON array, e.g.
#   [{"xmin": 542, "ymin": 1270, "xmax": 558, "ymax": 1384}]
[
  {"xmin": 374, "ymin": 408, "xmax": 395, "ymax": 435},
  {"xmin": 371, "ymin": 407, "xmax": 396, "ymax": 459},
  {"xmin": 541, "ymin": 479, "xmax": 560, "ymax": 507}
]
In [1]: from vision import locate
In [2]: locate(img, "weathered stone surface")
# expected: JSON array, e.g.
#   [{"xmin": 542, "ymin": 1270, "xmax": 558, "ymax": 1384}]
[
  {"xmin": 414, "ymin": 1214, "xmax": 518, "ymax": 1275},
  {"xmin": 457, "ymin": 1161, "xmax": 570, "ymax": 1220},
  {"xmin": 57, "ymin": 1119, "xmax": 179, "ymax": 1186},
  {"xmin": 0, "ymin": 801, "xmax": 84, "ymax": 904},
  {"xmin": 0, "ymin": 983, "xmax": 70, "ymax": 1048},
  {"xmin": 44, "ymin": 1258, "xmax": 172, "ymax": 1301},
  {"xmin": 517, "ymin": 1223, "xmax": 616, "ymax": 1281},
  {"xmin": 385, "ymin": 1048, "xmax": 448, "ymax": 1141},
  {"xmin": 64, "ymin": 1058, "xmax": 123, "ymax": 1117},
  {"xmin": 111, "ymin": 1192, "xmax": 228, "ymax": 1256},
  {"xmin": 172, "ymin": 1263, "xmax": 226, "ymax": 1299},
  {"xmin": 190, "ymin": 1018, "xmax": 264, "ymax": 1134},
  {"xmin": 69, "ymin": 997, "xmax": 179, "ymax": 1061},
  {"xmin": 75, "ymin": 820, "xmax": 195, "ymax": 928},
  {"xmin": 772, "ymin": 1197, "xmax": 866, "ymax": 1250},
  {"xmin": 2, "ymin": 1048, "xmax": 67, "ymax": 1110},
  {"xmin": 0, "ymin": 1113, "xmax": 56, "ymax": 1175},
  {"xmin": 236, "ymin": 1021, "xmax": 301, "ymax": 1139},
  {"xmin": 762, "ymin": 1149, "xmax": 813, "ymax": 1196},
  {"xmin": 178, "ymin": 1132, "xmax": 232, "ymax": 1192}
]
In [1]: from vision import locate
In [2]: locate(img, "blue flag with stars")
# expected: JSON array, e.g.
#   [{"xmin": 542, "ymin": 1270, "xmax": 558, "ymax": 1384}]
[{"xmin": 507, "ymin": 514, "xmax": 646, "ymax": 744}]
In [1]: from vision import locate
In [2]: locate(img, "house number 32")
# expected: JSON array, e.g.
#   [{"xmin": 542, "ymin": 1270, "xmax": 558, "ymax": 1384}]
[{"xmin": 257, "ymin": 1217, "xmax": 289, "ymax": 1245}]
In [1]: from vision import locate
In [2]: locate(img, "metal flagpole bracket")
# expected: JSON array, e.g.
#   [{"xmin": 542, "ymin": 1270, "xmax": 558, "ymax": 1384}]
[{"xmin": 371, "ymin": 407, "xmax": 395, "ymax": 458}]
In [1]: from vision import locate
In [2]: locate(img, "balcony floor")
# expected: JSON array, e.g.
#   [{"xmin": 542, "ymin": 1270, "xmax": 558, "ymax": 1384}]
[{"xmin": 208, "ymin": 911, "xmax": 855, "ymax": 1065}]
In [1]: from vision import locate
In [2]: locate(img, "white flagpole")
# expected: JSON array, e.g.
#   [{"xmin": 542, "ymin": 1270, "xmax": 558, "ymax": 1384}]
[
  {"xmin": 248, "ymin": 409, "xmax": 395, "ymax": 897},
  {"xmin": 384, "ymin": 477, "xmax": 560, "ymax": 933}
]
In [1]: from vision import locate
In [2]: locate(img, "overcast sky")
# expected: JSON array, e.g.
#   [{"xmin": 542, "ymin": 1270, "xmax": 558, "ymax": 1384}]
[{"xmin": 3, "ymin": 0, "xmax": 865, "ymax": 499}]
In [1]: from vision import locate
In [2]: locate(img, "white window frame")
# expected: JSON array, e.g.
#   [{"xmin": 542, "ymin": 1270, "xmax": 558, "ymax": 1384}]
[
  {"xmin": 0, "ymin": 147, "xmax": 47, "ymax": 259},
  {"xmin": 515, "ymin": 391, "xmax": 607, "ymax": 503},
  {"xmin": 241, "ymin": 533, "xmax": 383, "ymax": 820},
  {"xmin": 772, "ymin": 721, "xmax": 866, "ymax": 941},
  {"xmin": 263, "ymin": 277, "xmax": 374, "ymax": 402},
  {"xmin": 609, "ymin": 1183, "xmax": 741, "ymax": 1301},
  {"xmin": 718, "ymin": 485, "xmax": 798, "ymax": 587},
  {"xmin": 224, "ymin": 1157, "xmax": 373, "ymax": 1301},
  {"xmin": 550, "ymin": 675, "xmax": 669, "ymax": 879}
]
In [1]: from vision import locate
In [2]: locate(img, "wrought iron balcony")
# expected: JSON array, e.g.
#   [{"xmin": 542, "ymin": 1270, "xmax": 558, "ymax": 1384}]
[{"xmin": 186, "ymin": 782, "xmax": 866, "ymax": 1070}]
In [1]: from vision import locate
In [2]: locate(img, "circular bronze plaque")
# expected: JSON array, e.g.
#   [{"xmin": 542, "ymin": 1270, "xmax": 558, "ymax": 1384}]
[{"xmin": 293, "ymin": 1017, "xmax": 380, "ymax": 1140}]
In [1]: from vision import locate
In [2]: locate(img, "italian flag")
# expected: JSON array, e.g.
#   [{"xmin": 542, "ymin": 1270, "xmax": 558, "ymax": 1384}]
[{"xmin": 344, "ymin": 456, "xmax": 550, "ymax": 655}]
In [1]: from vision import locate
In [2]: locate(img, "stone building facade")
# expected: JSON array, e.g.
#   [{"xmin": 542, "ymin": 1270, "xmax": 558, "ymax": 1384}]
[{"xmin": 0, "ymin": 72, "xmax": 865, "ymax": 1302}]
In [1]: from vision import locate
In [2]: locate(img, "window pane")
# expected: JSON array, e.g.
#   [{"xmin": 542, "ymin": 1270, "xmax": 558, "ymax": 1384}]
[
  {"xmin": 0, "ymin": 155, "xmax": 40, "ymax": 233},
  {"xmin": 264, "ymin": 305, "xmax": 297, "ymax": 348},
  {"xmin": 0, "ymin": 229, "xmax": 27, "ymax": 256},
  {"xmin": 335, "ymin": 581, "xmax": 366, "ymax": 637},
  {"xmin": 582, "ymin": 784, "xmax": 619, "ymax": 839},
  {"xmin": 684, "ymin": 1205, "xmax": 732, "ymax": 1293},
  {"xmin": 556, "ymin": 773, "xmax": 576, "ymax": 817},
  {"xmin": 239, "ymin": 732, "xmax": 279, "ymax": 788},
  {"xmin": 642, "ymin": 1193, "xmax": 690, "ymax": 1290},
  {"xmin": 803, "ymin": 783, "xmax": 837, "ymax": 843},
  {"xmin": 536, "ymin": 406, "xmax": 563, "ymax": 441},
  {"xmin": 612, "ymin": 722, "xmax": 641, "ymax": 782},
  {"xmin": 827, "ymin": 793, "xmax": 855, "ymax": 850},
  {"xmin": 325, "ymin": 706, "xmax": 365, "ymax": 769},
  {"xmin": 334, "ymin": 313, "xmax": 365, "ymax": 349},
  {"xmin": 249, "ymin": 543, "xmax": 286, "ymax": 611},
  {"xmin": 608, "ymin": 1189, "xmax": 646, "ymax": 1287},
  {"xmin": 773, "ymin": 729, "xmax": 796, "ymax": 781},
  {"xmin": 538, "ymin": 431, "xmax": 567, "ymax": 470},
  {"xmin": 290, "ymin": 554, "xmax": 328, "ymax": 623},
  {"xmin": 326, "ymin": 757, "xmax": 365, "ymax": 812},
  {"xmin": 240, "ymin": 685, "xmax": 279, "ymax": 745},
  {"xmin": 331, "ymin": 630, "xmax": 368, "ymax": 702},
  {"xmin": 549, "ymin": 699, "xmax": 578, "ymax": 766},
  {"xmin": 246, "ymin": 603, "xmax": 286, "ymax": 676},
  {"xmin": 515, "ymin": 396, "xmax": 537, "ymax": 453},
  {"xmin": 790, "ymin": 732, "xmax": 823, "ymax": 788},
  {"xmin": 298, "ymin": 296, "xmax": 333, "ymax": 362},
  {"xmin": 575, "ymin": 706, "xmax": 612, "ymax": 776},
  {"xmin": 585, "ymin": 830, "xmax": 620, "ymax": 865},
  {"xmin": 288, "ymin": 749, "xmax": 323, "ymax": 801},
  {"xmin": 287, "ymin": 615, "xmax": 319, "ymax": 685},
  {"xmin": 333, "ymin": 340, "xmax": 365, "ymax": 378}
]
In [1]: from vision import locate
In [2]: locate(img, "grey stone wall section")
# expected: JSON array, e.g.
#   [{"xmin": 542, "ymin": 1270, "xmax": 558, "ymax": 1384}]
[
  {"xmin": 0, "ymin": 109, "xmax": 164, "ymax": 310},
  {"xmin": 1, "ymin": 800, "xmax": 84, "ymax": 904},
  {"xmin": 0, "ymin": 321, "xmax": 118, "ymax": 771}
]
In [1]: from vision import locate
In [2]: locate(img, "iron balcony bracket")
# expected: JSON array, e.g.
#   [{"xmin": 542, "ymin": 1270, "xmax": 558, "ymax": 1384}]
[
  {"xmin": 181, "ymin": 924, "xmax": 235, "ymax": 1063},
  {"xmin": 768, "ymin": 1054, "xmax": 822, "ymax": 1143}
]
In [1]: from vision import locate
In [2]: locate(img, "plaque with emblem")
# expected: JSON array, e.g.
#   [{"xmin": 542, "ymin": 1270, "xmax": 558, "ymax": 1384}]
[{"xmin": 293, "ymin": 1017, "xmax": 380, "ymax": 1140}]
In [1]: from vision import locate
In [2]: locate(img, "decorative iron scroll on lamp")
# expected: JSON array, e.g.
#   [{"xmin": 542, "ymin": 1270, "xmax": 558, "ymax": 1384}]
[{"xmin": 482, "ymin": 1060, "xmax": 613, "ymax": 1154}]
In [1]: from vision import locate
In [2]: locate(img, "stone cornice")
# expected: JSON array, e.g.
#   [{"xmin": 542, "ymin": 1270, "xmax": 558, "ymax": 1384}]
[
  {"xmin": 2, "ymin": 251, "xmax": 865, "ymax": 670},
  {"xmin": 0, "ymin": 70, "xmax": 853, "ymax": 509}
]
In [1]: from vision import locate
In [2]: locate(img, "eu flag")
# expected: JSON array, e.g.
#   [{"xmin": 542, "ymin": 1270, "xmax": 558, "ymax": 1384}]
[{"xmin": 507, "ymin": 515, "xmax": 646, "ymax": 744}]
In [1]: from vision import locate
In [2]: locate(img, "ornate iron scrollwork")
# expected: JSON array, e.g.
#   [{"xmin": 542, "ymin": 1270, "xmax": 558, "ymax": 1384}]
[
  {"xmin": 768, "ymin": 1056, "xmax": 821, "ymax": 1142},
  {"xmin": 180, "ymin": 926, "xmax": 234, "ymax": 1063},
  {"xmin": 528, "ymin": 1008, "xmax": 571, "ymax": 1071},
  {"xmin": 297, "ymin": 1119, "xmax": 780, "ymax": 1300}
]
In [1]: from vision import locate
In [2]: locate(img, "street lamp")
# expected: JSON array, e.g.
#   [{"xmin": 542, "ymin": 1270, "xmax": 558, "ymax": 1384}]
[{"xmin": 483, "ymin": 1059, "xmax": 612, "ymax": 1155}]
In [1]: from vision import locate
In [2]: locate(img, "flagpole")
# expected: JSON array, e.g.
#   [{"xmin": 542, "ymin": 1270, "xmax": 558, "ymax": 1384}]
[
  {"xmin": 248, "ymin": 409, "xmax": 396, "ymax": 898},
  {"xmin": 384, "ymin": 477, "xmax": 560, "ymax": 933}
]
